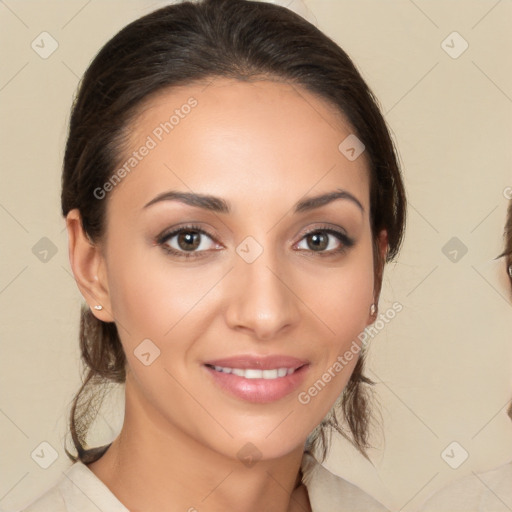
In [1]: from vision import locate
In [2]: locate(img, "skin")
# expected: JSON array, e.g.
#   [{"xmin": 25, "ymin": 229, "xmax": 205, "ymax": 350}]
[{"xmin": 67, "ymin": 78, "xmax": 387, "ymax": 512}]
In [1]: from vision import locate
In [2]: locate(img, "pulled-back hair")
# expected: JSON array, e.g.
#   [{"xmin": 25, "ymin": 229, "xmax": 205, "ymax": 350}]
[{"xmin": 62, "ymin": 0, "xmax": 406, "ymax": 465}]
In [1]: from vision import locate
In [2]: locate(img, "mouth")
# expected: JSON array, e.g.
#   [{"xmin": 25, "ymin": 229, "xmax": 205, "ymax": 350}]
[
  {"xmin": 204, "ymin": 364, "xmax": 305, "ymax": 380},
  {"xmin": 202, "ymin": 355, "xmax": 310, "ymax": 403}
]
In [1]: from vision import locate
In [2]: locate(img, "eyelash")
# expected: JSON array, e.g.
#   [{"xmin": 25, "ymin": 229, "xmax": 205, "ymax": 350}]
[
  {"xmin": 156, "ymin": 224, "xmax": 218, "ymax": 259},
  {"xmin": 155, "ymin": 224, "xmax": 354, "ymax": 259}
]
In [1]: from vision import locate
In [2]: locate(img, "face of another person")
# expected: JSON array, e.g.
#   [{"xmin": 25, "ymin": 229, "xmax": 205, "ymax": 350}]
[{"xmin": 91, "ymin": 78, "xmax": 383, "ymax": 460}]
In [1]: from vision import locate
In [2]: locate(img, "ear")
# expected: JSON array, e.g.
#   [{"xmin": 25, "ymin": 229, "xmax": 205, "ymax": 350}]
[
  {"xmin": 66, "ymin": 209, "xmax": 114, "ymax": 322},
  {"xmin": 367, "ymin": 229, "xmax": 389, "ymax": 324}
]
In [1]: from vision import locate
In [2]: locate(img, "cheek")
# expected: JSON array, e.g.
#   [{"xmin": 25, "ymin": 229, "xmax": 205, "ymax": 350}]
[
  {"xmin": 298, "ymin": 251, "xmax": 375, "ymax": 342},
  {"xmin": 296, "ymin": 282, "xmax": 372, "ymax": 432},
  {"xmin": 297, "ymin": 244, "xmax": 374, "ymax": 393},
  {"xmin": 315, "ymin": 273, "xmax": 373, "ymax": 333},
  {"xmin": 105, "ymin": 227, "xmax": 375, "ymax": 358},
  {"xmin": 105, "ymin": 235, "xmax": 223, "ymax": 338}
]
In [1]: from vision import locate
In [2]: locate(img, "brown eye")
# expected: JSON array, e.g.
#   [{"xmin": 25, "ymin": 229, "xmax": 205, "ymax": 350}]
[
  {"xmin": 295, "ymin": 227, "xmax": 354, "ymax": 255},
  {"xmin": 157, "ymin": 225, "xmax": 220, "ymax": 258},
  {"xmin": 306, "ymin": 232, "xmax": 329, "ymax": 251},
  {"xmin": 176, "ymin": 231, "xmax": 201, "ymax": 251}
]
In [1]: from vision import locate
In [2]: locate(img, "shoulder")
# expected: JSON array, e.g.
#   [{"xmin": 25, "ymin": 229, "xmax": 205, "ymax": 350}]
[
  {"xmin": 18, "ymin": 461, "xmax": 129, "ymax": 512},
  {"xmin": 419, "ymin": 462, "xmax": 512, "ymax": 512},
  {"xmin": 301, "ymin": 452, "xmax": 389, "ymax": 512}
]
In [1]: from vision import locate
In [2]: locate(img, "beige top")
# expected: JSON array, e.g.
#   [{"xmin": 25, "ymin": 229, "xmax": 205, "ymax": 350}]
[{"xmin": 18, "ymin": 452, "xmax": 389, "ymax": 512}]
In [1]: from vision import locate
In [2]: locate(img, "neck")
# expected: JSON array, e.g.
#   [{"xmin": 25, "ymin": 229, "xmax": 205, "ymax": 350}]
[{"xmin": 87, "ymin": 376, "xmax": 310, "ymax": 512}]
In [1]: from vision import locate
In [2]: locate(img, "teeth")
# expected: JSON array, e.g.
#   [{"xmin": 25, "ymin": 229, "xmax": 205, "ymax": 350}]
[
  {"xmin": 214, "ymin": 365, "xmax": 232, "ymax": 374},
  {"xmin": 211, "ymin": 365, "xmax": 297, "ymax": 379}
]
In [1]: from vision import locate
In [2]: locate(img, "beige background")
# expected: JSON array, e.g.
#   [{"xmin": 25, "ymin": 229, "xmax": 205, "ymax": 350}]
[{"xmin": 1, "ymin": 0, "xmax": 511, "ymax": 510}]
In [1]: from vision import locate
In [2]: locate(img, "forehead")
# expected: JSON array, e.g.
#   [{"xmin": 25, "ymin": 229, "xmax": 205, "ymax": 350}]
[{"xmin": 108, "ymin": 78, "xmax": 371, "ymax": 216}]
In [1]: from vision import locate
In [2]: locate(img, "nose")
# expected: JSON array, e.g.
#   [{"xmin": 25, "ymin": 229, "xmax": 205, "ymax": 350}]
[{"xmin": 224, "ymin": 249, "xmax": 301, "ymax": 341}]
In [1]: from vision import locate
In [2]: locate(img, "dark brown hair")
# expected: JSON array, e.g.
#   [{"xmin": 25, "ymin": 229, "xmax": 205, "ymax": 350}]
[{"xmin": 62, "ymin": 0, "xmax": 406, "ymax": 465}]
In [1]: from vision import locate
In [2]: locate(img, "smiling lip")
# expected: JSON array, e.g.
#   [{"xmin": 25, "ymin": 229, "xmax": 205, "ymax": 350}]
[
  {"xmin": 204, "ymin": 355, "xmax": 309, "ymax": 370},
  {"xmin": 203, "ymin": 354, "xmax": 310, "ymax": 404}
]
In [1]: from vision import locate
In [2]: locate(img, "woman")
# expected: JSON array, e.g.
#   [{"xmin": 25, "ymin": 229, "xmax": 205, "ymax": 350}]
[
  {"xmin": 419, "ymin": 201, "xmax": 512, "ymax": 511},
  {"xmin": 20, "ymin": 0, "xmax": 406, "ymax": 510}
]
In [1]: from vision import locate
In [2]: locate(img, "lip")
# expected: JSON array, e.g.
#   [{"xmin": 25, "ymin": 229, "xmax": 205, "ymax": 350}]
[
  {"xmin": 203, "ymin": 354, "xmax": 310, "ymax": 404},
  {"xmin": 203, "ymin": 354, "xmax": 309, "ymax": 370}
]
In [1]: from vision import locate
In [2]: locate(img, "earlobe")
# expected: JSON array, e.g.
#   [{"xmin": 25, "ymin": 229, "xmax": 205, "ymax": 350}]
[
  {"xmin": 366, "ymin": 302, "xmax": 377, "ymax": 326},
  {"xmin": 66, "ymin": 209, "xmax": 113, "ymax": 322}
]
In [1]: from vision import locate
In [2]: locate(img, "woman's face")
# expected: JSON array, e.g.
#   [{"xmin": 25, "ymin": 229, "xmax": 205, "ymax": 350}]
[{"xmin": 94, "ymin": 78, "xmax": 379, "ymax": 460}]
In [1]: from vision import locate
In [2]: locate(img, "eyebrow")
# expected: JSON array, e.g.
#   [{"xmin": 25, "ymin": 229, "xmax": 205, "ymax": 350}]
[{"xmin": 143, "ymin": 188, "xmax": 364, "ymax": 214}]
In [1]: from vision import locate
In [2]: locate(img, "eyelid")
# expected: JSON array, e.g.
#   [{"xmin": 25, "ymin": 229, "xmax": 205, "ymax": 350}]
[
  {"xmin": 155, "ymin": 223, "xmax": 219, "ymax": 245},
  {"xmin": 295, "ymin": 222, "xmax": 350, "ymax": 239}
]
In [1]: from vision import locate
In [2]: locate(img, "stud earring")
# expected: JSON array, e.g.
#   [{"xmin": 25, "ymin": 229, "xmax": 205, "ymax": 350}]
[
  {"xmin": 370, "ymin": 303, "xmax": 376, "ymax": 316},
  {"xmin": 93, "ymin": 305, "xmax": 103, "ymax": 311}
]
